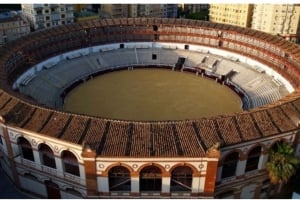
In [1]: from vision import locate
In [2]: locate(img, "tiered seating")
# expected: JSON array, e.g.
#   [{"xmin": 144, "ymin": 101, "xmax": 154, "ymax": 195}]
[
  {"xmin": 20, "ymin": 74, "xmax": 36, "ymax": 86},
  {"xmin": 182, "ymin": 51, "xmax": 206, "ymax": 68},
  {"xmin": 98, "ymin": 49, "xmax": 137, "ymax": 67}
]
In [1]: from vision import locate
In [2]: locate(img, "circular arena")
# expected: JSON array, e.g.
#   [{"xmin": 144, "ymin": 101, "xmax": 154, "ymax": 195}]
[{"xmin": 1, "ymin": 18, "xmax": 300, "ymax": 199}]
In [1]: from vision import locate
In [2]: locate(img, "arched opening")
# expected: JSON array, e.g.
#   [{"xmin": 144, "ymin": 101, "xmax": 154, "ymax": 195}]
[
  {"xmin": 108, "ymin": 166, "xmax": 131, "ymax": 191},
  {"xmin": 245, "ymin": 146, "xmax": 262, "ymax": 172},
  {"xmin": 140, "ymin": 166, "xmax": 162, "ymax": 192},
  {"xmin": 39, "ymin": 144, "xmax": 56, "ymax": 168},
  {"xmin": 18, "ymin": 137, "xmax": 34, "ymax": 161},
  {"xmin": 170, "ymin": 166, "xmax": 193, "ymax": 192},
  {"xmin": 221, "ymin": 152, "xmax": 239, "ymax": 179},
  {"xmin": 45, "ymin": 180, "xmax": 61, "ymax": 199},
  {"xmin": 62, "ymin": 150, "xmax": 79, "ymax": 176}
]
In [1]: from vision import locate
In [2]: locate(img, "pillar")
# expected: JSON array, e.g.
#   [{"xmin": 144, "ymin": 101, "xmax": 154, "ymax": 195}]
[
  {"xmin": 236, "ymin": 159, "xmax": 246, "ymax": 178},
  {"xmin": 97, "ymin": 176, "xmax": 109, "ymax": 196},
  {"xmin": 81, "ymin": 148, "xmax": 98, "ymax": 197},
  {"xmin": 32, "ymin": 149, "xmax": 42, "ymax": 170},
  {"xmin": 161, "ymin": 176, "xmax": 171, "ymax": 196},
  {"xmin": 55, "ymin": 156, "xmax": 64, "ymax": 177},
  {"xmin": 130, "ymin": 173, "xmax": 139, "ymax": 196},
  {"xmin": 203, "ymin": 160, "xmax": 218, "ymax": 197},
  {"xmin": 258, "ymin": 151, "xmax": 269, "ymax": 170}
]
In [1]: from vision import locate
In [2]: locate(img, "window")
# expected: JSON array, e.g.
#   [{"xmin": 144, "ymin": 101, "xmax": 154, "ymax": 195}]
[
  {"xmin": 140, "ymin": 166, "xmax": 162, "ymax": 191},
  {"xmin": 40, "ymin": 144, "xmax": 56, "ymax": 168},
  {"xmin": 18, "ymin": 137, "xmax": 34, "ymax": 161},
  {"xmin": 0, "ymin": 135, "xmax": 3, "ymax": 145},
  {"xmin": 61, "ymin": 14, "xmax": 65, "ymax": 18},
  {"xmin": 62, "ymin": 151, "xmax": 79, "ymax": 176},
  {"xmin": 245, "ymin": 146, "xmax": 262, "ymax": 172},
  {"xmin": 170, "ymin": 166, "xmax": 193, "ymax": 192},
  {"xmin": 108, "ymin": 166, "xmax": 131, "ymax": 191},
  {"xmin": 152, "ymin": 54, "xmax": 157, "ymax": 60},
  {"xmin": 222, "ymin": 152, "xmax": 239, "ymax": 179}
]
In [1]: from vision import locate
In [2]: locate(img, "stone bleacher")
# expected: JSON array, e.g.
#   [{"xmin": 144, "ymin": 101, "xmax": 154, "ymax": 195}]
[{"xmin": 18, "ymin": 47, "xmax": 289, "ymax": 110}]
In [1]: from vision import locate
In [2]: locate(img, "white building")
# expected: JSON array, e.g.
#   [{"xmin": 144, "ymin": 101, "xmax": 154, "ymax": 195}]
[
  {"xmin": 0, "ymin": 11, "xmax": 30, "ymax": 46},
  {"xmin": 21, "ymin": 4, "xmax": 74, "ymax": 31}
]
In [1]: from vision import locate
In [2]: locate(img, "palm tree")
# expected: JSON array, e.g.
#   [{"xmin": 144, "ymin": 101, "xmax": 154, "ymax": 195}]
[{"xmin": 266, "ymin": 142, "xmax": 300, "ymax": 185}]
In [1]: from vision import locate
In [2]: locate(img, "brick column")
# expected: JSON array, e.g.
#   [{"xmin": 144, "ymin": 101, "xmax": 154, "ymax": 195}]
[
  {"xmin": 81, "ymin": 148, "xmax": 97, "ymax": 197},
  {"xmin": 203, "ymin": 144, "xmax": 221, "ymax": 198},
  {"xmin": 203, "ymin": 160, "xmax": 218, "ymax": 197}
]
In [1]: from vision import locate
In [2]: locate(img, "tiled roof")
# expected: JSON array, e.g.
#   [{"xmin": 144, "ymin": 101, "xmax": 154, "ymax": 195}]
[{"xmin": 0, "ymin": 18, "xmax": 300, "ymax": 157}]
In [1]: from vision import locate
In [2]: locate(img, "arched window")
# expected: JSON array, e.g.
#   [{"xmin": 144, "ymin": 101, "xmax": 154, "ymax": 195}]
[
  {"xmin": 170, "ymin": 166, "xmax": 193, "ymax": 192},
  {"xmin": 18, "ymin": 137, "xmax": 34, "ymax": 161},
  {"xmin": 39, "ymin": 144, "xmax": 56, "ymax": 168},
  {"xmin": 245, "ymin": 146, "xmax": 262, "ymax": 172},
  {"xmin": 221, "ymin": 152, "xmax": 239, "ymax": 179},
  {"xmin": 108, "ymin": 166, "xmax": 131, "ymax": 191},
  {"xmin": 140, "ymin": 166, "xmax": 162, "ymax": 192},
  {"xmin": 62, "ymin": 151, "xmax": 79, "ymax": 176}
]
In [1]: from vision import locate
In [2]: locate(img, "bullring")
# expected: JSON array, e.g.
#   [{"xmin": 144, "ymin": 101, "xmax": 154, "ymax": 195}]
[{"xmin": 0, "ymin": 17, "xmax": 300, "ymax": 198}]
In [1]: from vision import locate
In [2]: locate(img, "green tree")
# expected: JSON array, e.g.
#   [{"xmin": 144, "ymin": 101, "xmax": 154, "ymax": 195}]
[{"xmin": 266, "ymin": 142, "xmax": 300, "ymax": 185}]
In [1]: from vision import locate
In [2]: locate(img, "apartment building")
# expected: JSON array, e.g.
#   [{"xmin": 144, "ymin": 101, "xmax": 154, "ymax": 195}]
[
  {"xmin": 101, "ymin": 4, "xmax": 177, "ymax": 18},
  {"xmin": 209, "ymin": 4, "xmax": 254, "ymax": 28},
  {"xmin": 21, "ymin": 4, "xmax": 74, "ymax": 31},
  {"xmin": 0, "ymin": 11, "xmax": 30, "ymax": 46},
  {"xmin": 184, "ymin": 4, "xmax": 209, "ymax": 13},
  {"xmin": 251, "ymin": 4, "xmax": 300, "ymax": 43},
  {"xmin": 100, "ymin": 4, "xmax": 129, "ymax": 18}
]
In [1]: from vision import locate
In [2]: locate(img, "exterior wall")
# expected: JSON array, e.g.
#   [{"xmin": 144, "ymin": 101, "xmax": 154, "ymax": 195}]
[
  {"xmin": 215, "ymin": 131, "xmax": 298, "ymax": 198},
  {"xmin": 209, "ymin": 4, "xmax": 254, "ymax": 28},
  {"xmin": 0, "ymin": 119, "xmax": 220, "ymax": 198}
]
